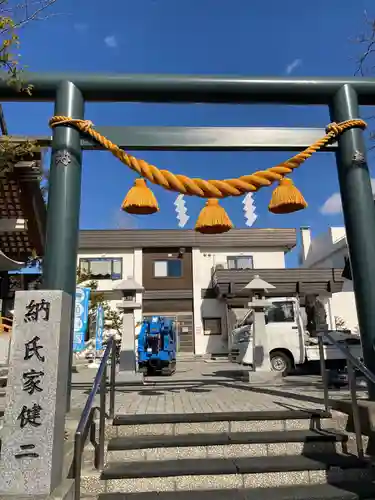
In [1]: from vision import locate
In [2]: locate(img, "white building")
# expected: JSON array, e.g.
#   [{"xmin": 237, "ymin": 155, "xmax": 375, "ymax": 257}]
[
  {"xmin": 299, "ymin": 226, "xmax": 358, "ymax": 332},
  {"xmin": 78, "ymin": 228, "xmax": 345, "ymax": 356}
]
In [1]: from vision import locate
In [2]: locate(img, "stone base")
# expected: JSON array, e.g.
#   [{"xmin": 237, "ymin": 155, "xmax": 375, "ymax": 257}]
[
  {"xmin": 0, "ymin": 478, "xmax": 74, "ymax": 500},
  {"xmin": 241, "ymin": 370, "xmax": 284, "ymax": 384},
  {"xmin": 87, "ymin": 361, "xmax": 100, "ymax": 369},
  {"xmin": 116, "ymin": 370, "xmax": 143, "ymax": 385}
]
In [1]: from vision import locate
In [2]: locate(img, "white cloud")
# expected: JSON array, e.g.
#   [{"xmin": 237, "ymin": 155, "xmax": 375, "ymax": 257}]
[
  {"xmin": 320, "ymin": 178, "xmax": 375, "ymax": 215},
  {"xmin": 104, "ymin": 35, "xmax": 118, "ymax": 48},
  {"xmin": 320, "ymin": 193, "xmax": 342, "ymax": 215},
  {"xmin": 285, "ymin": 58, "xmax": 302, "ymax": 75},
  {"xmin": 74, "ymin": 23, "xmax": 88, "ymax": 32}
]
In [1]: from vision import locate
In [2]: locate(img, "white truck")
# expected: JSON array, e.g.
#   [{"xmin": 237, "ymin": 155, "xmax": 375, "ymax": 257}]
[{"xmin": 229, "ymin": 296, "xmax": 362, "ymax": 375}]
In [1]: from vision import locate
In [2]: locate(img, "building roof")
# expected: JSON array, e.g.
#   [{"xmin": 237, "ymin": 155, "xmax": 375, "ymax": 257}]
[
  {"xmin": 212, "ymin": 267, "xmax": 344, "ymax": 306},
  {"xmin": 0, "ymin": 154, "xmax": 46, "ymax": 266},
  {"xmin": 78, "ymin": 228, "xmax": 296, "ymax": 251}
]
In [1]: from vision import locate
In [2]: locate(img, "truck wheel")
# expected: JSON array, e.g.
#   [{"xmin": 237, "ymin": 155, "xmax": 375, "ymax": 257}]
[{"xmin": 270, "ymin": 351, "xmax": 292, "ymax": 376}]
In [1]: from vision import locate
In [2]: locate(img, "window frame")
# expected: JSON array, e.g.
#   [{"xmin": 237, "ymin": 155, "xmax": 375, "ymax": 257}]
[
  {"xmin": 266, "ymin": 300, "xmax": 296, "ymax": 324},
  {"xmin": 226, "ymin": 255, "xmax": 254, "ymax": 270},
  {"xmin": 153, "ymin": 259, "xmax": 183, "ymax": 279},
  {"xmin": 78, "ymin": 257, "xmax": 123, "ymax": 280},
  {"xmin": 203, "ymin": 317, "xmax": 222, "ymax": 336}
]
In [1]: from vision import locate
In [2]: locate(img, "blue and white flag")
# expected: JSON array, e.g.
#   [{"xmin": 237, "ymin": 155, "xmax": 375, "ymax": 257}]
[
  {"xmin": 95, "ymin": 304, "xmax": 105, "ymax": 351},
  {"xmin": 73, "ymin": 287, "xmax": 91, "ymax": 352}
]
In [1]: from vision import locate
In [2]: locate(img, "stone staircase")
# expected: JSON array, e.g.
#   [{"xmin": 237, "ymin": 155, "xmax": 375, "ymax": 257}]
[
  {"xmin": 0, "ymin": 365, "xmax": 7, "ymax": 387},
  {"xmin": 0, "ymin": 366, "xmax": 6, "ymax": 422},
  {"xmin": 80, "ymin": 409, "xmax": 375, "ymax": 499}
]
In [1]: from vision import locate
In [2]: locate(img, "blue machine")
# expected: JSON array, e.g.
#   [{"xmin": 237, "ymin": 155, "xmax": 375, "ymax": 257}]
[{"xmin": 137, "ymin": 316, "xmax": 177, "ymax": 375}]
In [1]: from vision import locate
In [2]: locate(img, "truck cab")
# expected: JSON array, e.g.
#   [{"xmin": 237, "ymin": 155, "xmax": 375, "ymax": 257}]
[{"xmin": 229, "ymin": 297, "xmax": 362, "ymax": 374}]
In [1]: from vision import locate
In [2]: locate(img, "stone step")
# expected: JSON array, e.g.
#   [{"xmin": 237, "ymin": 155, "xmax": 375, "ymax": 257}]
[
  {"xmin": 80, "ymin": 454, "xmax": 373, "ymax": 494},
  {"xmin": 95, "ymin": 481, "xmax": 375, "ymax": 499},
  {"xmin": 106, "ymin": 429, "xmax": 349, "ymax": 462},
  {"xmin": 0, "ymin": 374, "xmax": 7, "ymax": 387},
  {"xmin": 106, "ymin": 410, "xmax": 333, "ymax": 438},
  {"xmin": 113, "ymin": 410, "xmax": 331, "ymax": 426},
  {"xmin": 109, "ymin": 428, "xmax": 348, "ymax": 450},
  {"xmin": 176, "ymin": 355, "xmax": 199, "ymax": 361}
]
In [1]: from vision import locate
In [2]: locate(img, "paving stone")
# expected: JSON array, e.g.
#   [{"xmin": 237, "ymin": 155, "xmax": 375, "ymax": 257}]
[{"xmin": 71, "ymin": 361, "xmax": 339, "ymax": 417}]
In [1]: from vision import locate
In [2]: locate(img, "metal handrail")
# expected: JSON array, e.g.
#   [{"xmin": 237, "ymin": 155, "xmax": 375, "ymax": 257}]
[
  {"xmin": 0, "ymin": 316, "xmax": 13, "ymax": 324},
  {"xmin": 72, "ymin": 336, "xmax": 117, "ymax": 500},
  {"xmin": 0, "ymin": 316, "xmax": 13, "ymax": 334},
  {"xmin": 321, "ymin": 332, "xmax": 375, "ymax": 384},
  {"xmin": 318, "ymin": 331, "xmax": 368, "ymax": 459}
]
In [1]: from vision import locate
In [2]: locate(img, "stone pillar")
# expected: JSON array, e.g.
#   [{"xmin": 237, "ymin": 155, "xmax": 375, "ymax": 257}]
[
  {"xmin": 242, "ymin": 276, "xmax": 275, "ymax": 373},
  {"xmin": 0, "ymin": 290, "xmax": 71, "ymax": 496},
  {"xmin": 241, "ymin": 275, "xmax": 280, "ymax": 382},
  {"xmin": 119, "ymin": 303, "xmax": 139, "ymax": 370},
  {"xmin": 116, "ymin": 301, "xmax": 142, "ymax": 383},
  {"xmin": 113, "ymin": 278, "xmax": 144, "ymax": 384},
  {"xmin": 252, "ymin": 306, "xmax": 272, "ymax": 371}
]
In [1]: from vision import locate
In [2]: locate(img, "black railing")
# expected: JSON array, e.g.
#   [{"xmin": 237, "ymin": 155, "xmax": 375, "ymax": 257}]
[
  {"xmin": 72, "ymin": 336, "xmax": 117, "ymax": 500},
  {"xmin": 318, "ymin": 331, "xmax": 372, "ymax": 459}
]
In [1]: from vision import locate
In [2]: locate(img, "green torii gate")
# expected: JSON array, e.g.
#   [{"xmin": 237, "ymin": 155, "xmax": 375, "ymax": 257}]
[{"xmin": 1, "ymin": 74, "xmax": 374, "ymax": 399}]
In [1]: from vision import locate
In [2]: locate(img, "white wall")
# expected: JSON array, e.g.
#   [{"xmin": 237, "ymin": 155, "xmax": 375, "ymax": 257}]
[
  {"xmin": 194, "ymin": 248, "xmax": 286, "ymax": 290},
  {"xmin": 300, "ymin": 227, "xmax": 311, "ymax": 261},
  {"xmin": 301, "ymin": 227, "xmax": 346, "ymax": 268},
  {"xmin": 77, "ymin": 250, "xmax": 135, "ymax": 291},
  {"xmin": 299, "ymin": 227, "xmax": 358, "ymax": 333},
  {"xmin": 192, "ymin": 247, "xmax": 286, "ymax": 355},
  {"xmin": 330, "ymin": 281, "xmax": 358, "ymax": 332},
  {"xmin": 77, "ymin": 249, "xmax": 143, "ymax": 331},
  {"xmin": 312, "ymin": 246, "xmax": 347, "ymax": 269}
]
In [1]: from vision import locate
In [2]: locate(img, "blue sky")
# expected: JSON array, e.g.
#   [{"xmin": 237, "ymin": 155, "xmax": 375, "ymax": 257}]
[{"xmin": 3, "ymin": 0, "xmax": 375, "ymax": 266}]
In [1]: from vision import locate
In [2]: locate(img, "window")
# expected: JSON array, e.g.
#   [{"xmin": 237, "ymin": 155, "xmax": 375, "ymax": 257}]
[
  {"xmin": 227, "ymin": 256, "xmax": 253, "ymax": 270},
  {"xmin": 153, "ymin": 259, "xmax": 182, "ymax": 278},
  {"xmin": 79, "ymin": 258, "xmax": 122, "ymax": 280},
  {"xmin": 266, "ymin": 301, "xmax": 295, "ymax": 324},
  {"xmin": 203, "ymin": 318, "xmax": 221, "ymax": 335}
]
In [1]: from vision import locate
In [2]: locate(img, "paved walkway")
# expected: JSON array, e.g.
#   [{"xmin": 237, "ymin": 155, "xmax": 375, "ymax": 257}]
[{"xmin": 69, "ymin": 361, "xmax": 367, "ymax": 416}]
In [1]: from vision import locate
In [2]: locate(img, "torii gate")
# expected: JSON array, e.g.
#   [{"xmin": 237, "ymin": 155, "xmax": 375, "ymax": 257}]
[{"xmin": 1, "ymin": 74, "xmax": 374, "ymax": 398}]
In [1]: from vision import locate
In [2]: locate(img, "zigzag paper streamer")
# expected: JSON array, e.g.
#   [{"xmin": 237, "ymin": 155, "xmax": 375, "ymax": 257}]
[
  {"xmin": 243, "ymin": 193, "xmax": 257, "ymax": 227},
  {"xmin": 174, "ymin": 194, "xmax": 189, "ymax": 228}
]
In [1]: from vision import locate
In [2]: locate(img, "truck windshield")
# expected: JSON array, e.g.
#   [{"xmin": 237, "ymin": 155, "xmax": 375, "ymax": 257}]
[{"xmin": 266, "ymin": 301, "xmax": 295, "ymax": 323}]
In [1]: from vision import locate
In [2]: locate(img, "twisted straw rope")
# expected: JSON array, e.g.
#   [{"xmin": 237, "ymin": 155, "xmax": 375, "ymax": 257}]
[{"xmin": 49, "ymin": 117, "xmax": 366, "ymax": 199}]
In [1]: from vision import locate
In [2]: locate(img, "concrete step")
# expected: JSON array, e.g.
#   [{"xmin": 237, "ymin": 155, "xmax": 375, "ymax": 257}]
[
  {"xmin": 80, "ymin": 454, "xmax": 373, "ymax": 494},
  {"xmin": 106, "ymin": 429, "xmax": 349, "ymax": 462},
  {"xmin": 176, "ymin": 355, "xmax": 199, "ymax": 361},
  {"xmin": 0, "ymin": 369, "xmax": 7, "ymax": 387},
  {"xmin": 113, "ymin": 410, "xmax": 331, "ymax": 425},
  {"xmin": 95, "ymin": 482, "xmax": 375, "ymax": 499},
  {"xmin": 106, "ymin": 410, "xmax": 333, "ymax": 438}
]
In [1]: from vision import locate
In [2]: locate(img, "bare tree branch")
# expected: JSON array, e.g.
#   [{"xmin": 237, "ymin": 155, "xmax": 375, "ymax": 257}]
[
  {"xmin": 0, "ymin": 0, "xmax": 60, "ymax": 91},
  {"xmin": 355, "ymin": 10, "xmax": 375, "ymax": 75},
  {"xmin": 353, "ymin": 11, "xmax": 375, "ymax": 149},
  {"xmin": 0, "ymin": 0, "xmax": 58, "ymax": 32},
  {"xmin": 1, "ymin": 0, "xmax": 59, "ymax": 31}
]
